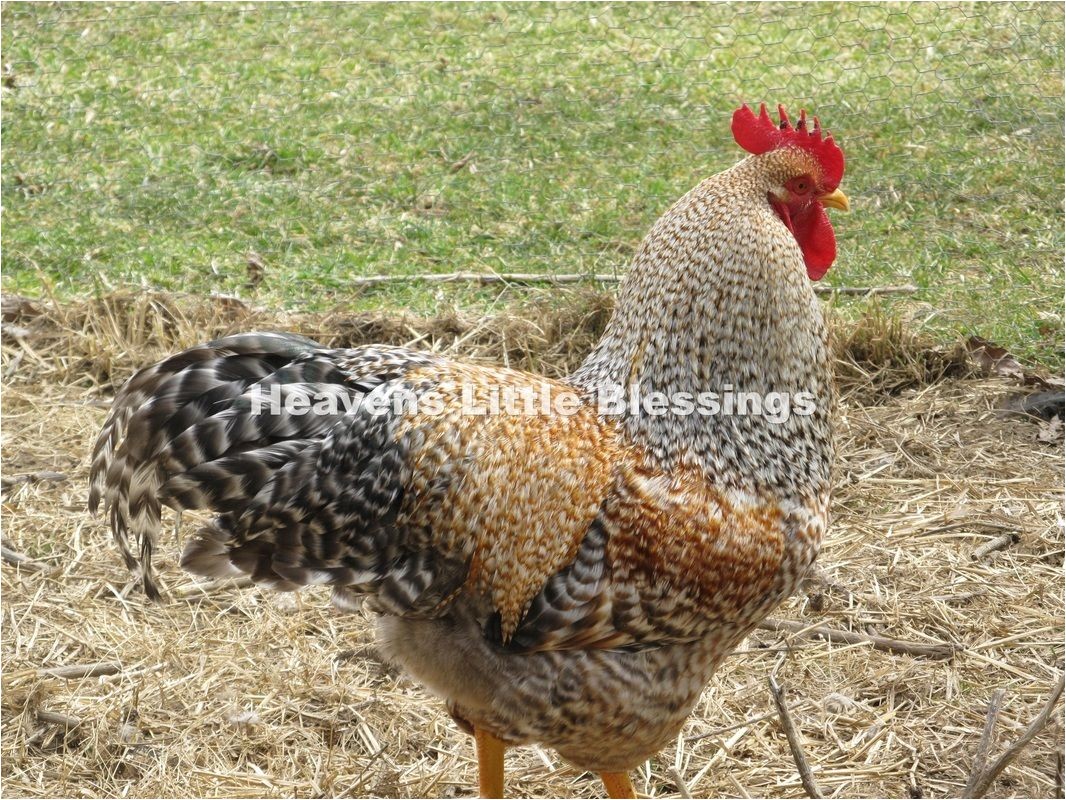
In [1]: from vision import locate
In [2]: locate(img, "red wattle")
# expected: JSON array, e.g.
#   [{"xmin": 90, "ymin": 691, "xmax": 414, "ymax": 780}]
[
  {"xmin": 769, "ymin": 197, "xmax": 793, "ymax": 235},
  {"xmin": 770, "ymin": 200, "xmax": 837, "ymax": 281},
  {"xmin": 792, "ymin": 203, "xmax": 836, "ymax": 280}
]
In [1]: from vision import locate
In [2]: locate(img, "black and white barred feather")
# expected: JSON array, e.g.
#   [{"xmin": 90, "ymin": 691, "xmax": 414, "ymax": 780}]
[{"xmin": 88, "ymin": 332, "xmax": 458, "ymax": 606}]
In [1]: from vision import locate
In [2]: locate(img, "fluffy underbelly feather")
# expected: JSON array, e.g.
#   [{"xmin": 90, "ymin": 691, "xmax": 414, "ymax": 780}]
[{"xmin": 375, "ymin": 612, "xmax": 738, "ymax": 773}]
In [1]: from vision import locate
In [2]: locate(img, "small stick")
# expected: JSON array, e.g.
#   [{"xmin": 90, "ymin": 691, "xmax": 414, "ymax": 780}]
[
  {"xmin": 173, "ymin": 575, "xmax": 255, "ymax": 598},
  {"xmin": 930, "ymin": 589, "xmax": 989, "ymax": 604},
  {"xmin": 971, "ymin": 532, "xmax": 1021, "ymax": 561},
  {"xmin": 0, "ymin": 470, "xmax": 67, "ymax": 491},
  {"xmin": 27, "ymin": 710, "xmax": 86, "ymax": 749},
  {"xmin": 666, "ymin": 767, "xmax": 693, "ymax": 799},
  {"xmin": 1, "ymin": 542, "xmax": 53, "ymax": 573},
  {"xmin": 685, "ymin": 701, "xmax": 809, "ymax": 743},
  {"xmin": 343, "ymin": 271, "xmax": 918, "ymax": 295},
  {"xmin": 349, "ymin": 271, "xmax": 619, "ymax": 287},
  {"xmin": 816, "ymin": 284, "xmax": 918, "ymax": 296},
  {"xmin": 963, "ymin": 689, "xmax": 1006, "ymax": 797},
  {"xmin": 1055, "ymin": 746, "xmax": 1064, "ymax": 800},
  {"xmin": 36, "ymin": 709, "xmax": 84, "ymax": 728},
  {"xmin": 39, "ymin": 662, "xmax": 121, "ymax": 680},
  {"xmin": 963, "ymin": 674, "xmax": 1065, "ymax": 798},
  {"xmin": 758, "ymin": 618, "xmax": 959, "ymax": 659},
  {"xmin": 769, "ymin": 677, "xmax": 823, "ymax": 799}
]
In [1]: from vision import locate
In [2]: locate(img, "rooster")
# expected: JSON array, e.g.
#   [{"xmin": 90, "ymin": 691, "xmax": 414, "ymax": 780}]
[{"xmin": 89, "ymin": 104, "xmax": 848, "ymax": 798}]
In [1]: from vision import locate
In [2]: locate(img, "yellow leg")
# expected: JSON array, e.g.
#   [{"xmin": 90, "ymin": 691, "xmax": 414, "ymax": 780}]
[
  {"xmin": 474, "ymin": 727, "xmax": 506, "ymax": 798},
  {"xmin": 600, "ymin": 771, "xmax": 635, "ymax": 799}
]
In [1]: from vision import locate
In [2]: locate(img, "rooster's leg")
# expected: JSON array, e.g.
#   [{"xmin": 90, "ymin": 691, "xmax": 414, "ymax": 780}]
[
  {"xmin": 600, "ymin": 772, "xmax": 635, "ymax": 798},
  {"xmin": 474, "ymin": 727, "xmax": 506, "ymax": 798}
]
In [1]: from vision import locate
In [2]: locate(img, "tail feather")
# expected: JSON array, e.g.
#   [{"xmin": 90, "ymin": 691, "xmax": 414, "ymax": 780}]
[
  {"xmin": 161, "ymin": 439, "xmax": 311, "ymax": 512},
  {"xmin": 88, "ymin": 332, "xmax": 323, "ymax": 513},
  {"xmin": 89, "ymin": 332, "xmax": 345, "ymax": 596},
  {"xmin": 90, "ymin": 332, "xmax": 469, "ymax": 616},
  {"xmin": 99, "ymin": 361, "xmax": 352, "ymax": 533},
  {"xmin": 179, "ymin": 519, "xmax": 245, "ymax": 580}
]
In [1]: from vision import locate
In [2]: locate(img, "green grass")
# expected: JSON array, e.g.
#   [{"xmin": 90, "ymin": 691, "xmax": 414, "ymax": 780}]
[{"xmin": 2, "ymin": 2, "xmax": 1063, "ymax": 367}]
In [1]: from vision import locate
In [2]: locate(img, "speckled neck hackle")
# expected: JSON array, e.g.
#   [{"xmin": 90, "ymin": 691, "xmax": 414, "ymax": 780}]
[{"xmin": 571, "ymin": 152, "xmax": 834, "ymax": 500}]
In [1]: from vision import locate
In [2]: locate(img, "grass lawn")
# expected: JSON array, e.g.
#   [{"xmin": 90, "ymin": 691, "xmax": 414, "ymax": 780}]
[{"xmin": 2, "ymin": 2, "xmax": 1063, "ymax": 367}]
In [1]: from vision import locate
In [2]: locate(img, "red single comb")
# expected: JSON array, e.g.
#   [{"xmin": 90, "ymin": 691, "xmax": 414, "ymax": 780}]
[{"xmin": 731, "ymin": 103, "xmax": 845, "ymax": 190}]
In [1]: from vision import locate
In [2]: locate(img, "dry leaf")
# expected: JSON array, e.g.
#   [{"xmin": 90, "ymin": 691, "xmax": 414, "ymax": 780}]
[
  {"xmin": 967, "ymin": 336, "xmax": 1024, "ymax": 380},
  {"xmin": 968, "ymin": 336, "xmax": 1063, "ymax": 390},
  {"xmin": 1037, "ymin": 416, "xmax": 1063, "ymax": 443}
]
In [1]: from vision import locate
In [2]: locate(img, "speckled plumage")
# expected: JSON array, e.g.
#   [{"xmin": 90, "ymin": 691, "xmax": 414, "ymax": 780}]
[{"xmin": 90, "ymin": 122, "xmax": 842, "ymax": 786}]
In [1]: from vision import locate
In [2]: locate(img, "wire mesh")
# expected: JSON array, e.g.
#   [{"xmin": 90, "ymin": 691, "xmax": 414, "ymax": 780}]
[{"xmin": 2, "ymin": 2, "xmax": 1063, "ymax": 358}]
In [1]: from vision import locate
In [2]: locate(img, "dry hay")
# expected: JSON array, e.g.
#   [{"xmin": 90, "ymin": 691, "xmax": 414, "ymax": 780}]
[{"xmin": 1, "ymin": 294, "xmax": 1063, "ymax": 799}]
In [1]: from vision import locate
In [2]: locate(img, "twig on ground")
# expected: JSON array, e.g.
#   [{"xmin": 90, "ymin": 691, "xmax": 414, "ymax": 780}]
[
  {"xmin": 769, "ymin": 677, "xmax": 823, "ymax": 799},
  {"xmin": 685, "ymin": 700, "xmax": 811, "ymax": 743},
  {"xmin": 1, "ymin": 540, "xmax": 54, "ymax": 573},
  {"xmin": 36, "ymin": 709, "xmax": 85, "ymax": 728},
  {"xmin": 342, "ymin": 271, "xmax": 918, "ymax": 295},
  {"xmin": 27, "ymin": 709, "xmax": 87, "ymax": 748},
  {"xmin": 666, "ymin": 767, "xmax": 693, "ymax": 799},
  {"xmin": 173, "ymin": 576, "xmax": 256, "ymax": 598},
  {"xmin": 39, "ymin": 662, "xmax": 121, "ymax": 680},
  {"xmin": 971, "ymin": 532, "xmax": 1021, "ymax": 561},
  {"xmin": 1055, "ymin": 744, "xmax": 1064, "ymax": 800},
  {"xmin": 0, "ymin": 470, "xmax": 67, "ymax": 492},
  {"xmin": 963, "ymin": 689, "xmax": 1006, "ymax": 797},
  {"xmin": 962, "ymin": 674, "xmax": 1065, "ymax": 798},
  {"xmin": 758, "ymin": 618, "xmax": 959, "ymax": 659},
  {"xmin": 349, "ymin": 271, "xmax": 618, "ymax": 287}
]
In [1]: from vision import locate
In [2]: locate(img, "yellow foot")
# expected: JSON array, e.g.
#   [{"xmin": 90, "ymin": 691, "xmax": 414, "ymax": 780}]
[
  {"xmin": 600, "ymin": 771, "xmax": 635, "ymax": 799},
  {"xmin": 475, "ymin": 727, "xmax": 506, "ymax": 798}
]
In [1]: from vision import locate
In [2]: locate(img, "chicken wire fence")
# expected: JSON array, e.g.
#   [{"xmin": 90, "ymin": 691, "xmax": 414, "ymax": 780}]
[{"xmin": 2, "ymin": 2, "xmax": 1063, "ymax": 316}]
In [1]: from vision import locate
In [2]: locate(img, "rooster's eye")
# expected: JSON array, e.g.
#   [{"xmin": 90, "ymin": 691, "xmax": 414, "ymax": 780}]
[{"xmin": 785, "ymin": 176, "xmax": 813, "ymax": 196}]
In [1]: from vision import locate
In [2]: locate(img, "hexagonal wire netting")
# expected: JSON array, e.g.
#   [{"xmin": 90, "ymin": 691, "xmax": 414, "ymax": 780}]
[{"xmin": 2, "ymin": 3, "xmax": 1063, "ymax": 360}]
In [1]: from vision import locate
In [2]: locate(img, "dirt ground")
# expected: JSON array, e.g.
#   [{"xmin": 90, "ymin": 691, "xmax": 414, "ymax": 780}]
[{"xmin": 1, "ymin": 295, "xmax": 1063, "ymax": 798}]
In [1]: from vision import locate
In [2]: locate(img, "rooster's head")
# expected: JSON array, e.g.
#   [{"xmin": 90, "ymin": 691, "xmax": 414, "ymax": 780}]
[{"xmin": 732, "ymin": 103, "xmax": 848, "ymax": 280}]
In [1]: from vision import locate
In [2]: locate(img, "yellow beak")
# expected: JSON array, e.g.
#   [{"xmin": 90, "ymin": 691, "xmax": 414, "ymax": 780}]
[{"xmin": 819, "ymin": 188, "xmax": 850, "ymax": 212}]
